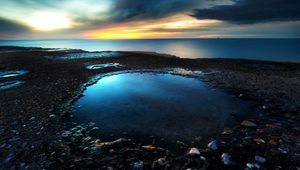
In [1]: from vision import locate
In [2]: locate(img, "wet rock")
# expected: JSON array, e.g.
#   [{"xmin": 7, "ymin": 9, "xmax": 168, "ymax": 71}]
[
  {"xmin": 96, "ymin": 138, "xmax": 128, "ymax": 148},
  {"xmin": 246, "ymin": 162, "xmax": 261, "ymax": 169},
  {"xmin": 221, "ymin": 153, "xmax": 232, "ymax": 165},
  {"xmin": 87, "ymin": 127, "xmax": 100, "ymax": 136},
  {"xmin": 187, "ymin": 147, "xmax": 201, "ymax": 156},
  {"xmin": 241, "ymin": 120, "xmax": 257, "ymax": 127},
  {"xmin": 208, "ymin": 140, "xmax": 218, "ymax": 151},
  {"xmin": 141, "ymin": 145, "xmax": 156, "ymax": 151},
  {"xmin": 253, "ymin": 138, "xmax": 266, "ymax": 144},
  {"xmin": 255, "ymin": 155, "xmax": 267, "ymax": 164},
  {"xmin": 49, "ymin": 114, "xmax": 56, "ymax": 118},
  {"xmin": 278, "ymin": 147, "xmax": 289, "ymax": 154},
  {"xmin": 61, "ymin": 131, "xmax": 71, "ymax": 138},
  {"xmin": 3, "ymin": 153, "xmax": 14, "ymax": 164},
  {"xmin": 176, "ymin": 140, "xmax": 188, "ymax": 147},
  {"xmin": 130, "ymin": 161, "xmax": 143, "ymax": 170}
]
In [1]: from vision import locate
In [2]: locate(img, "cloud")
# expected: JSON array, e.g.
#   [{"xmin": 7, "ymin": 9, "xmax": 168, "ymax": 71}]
[
  {"xmin": 0, "ymin": 18, "xmax": 30, "ymax": 33},
  {"xmin": 192, "ymin": 0, "xmax": 300, "ymax": 24},
  {"xmin": 111, "ymin": 0, "xmax": 200, "ymax": 21}
]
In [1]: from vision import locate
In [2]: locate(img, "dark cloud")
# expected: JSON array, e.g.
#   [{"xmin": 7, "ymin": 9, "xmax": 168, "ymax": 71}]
[
  {"xmin": 0, "ymin": 18, "xmax": 29, "ymax": 33},
  {"xmin": 192, "ymin": 0, "xmax": 300, "ymax": 24},
  {"xmin": 111, "ymin": 0, "xmax": 200, "ymax": 21}
]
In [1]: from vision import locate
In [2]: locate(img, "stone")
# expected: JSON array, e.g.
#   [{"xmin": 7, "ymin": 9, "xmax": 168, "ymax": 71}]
[
  {"xmin": 241, "ymin": 120, "xmax": 257, "ymax": 127},
  {"xmin": 246, "ymin": 162, "xmax": 260, "ymax": 169},
  {"xmin": 208, "ymin": 140, "xmax": 218, "ymax": 151},
  {"xmin": 130, "ymin": 161, "xmax": 143, "ymax": 170},
  {"xmin": 187, "ymin": 147, "xmax": 200, "ymax": 156},
  {"xmin": 221, "ymin": 153, "xmax": 232, "ymax": 165},
  {"xmin": 255, "ymin": 155, "xmax": 267, "ymax": 164},
  {"xmin": 253, "ymin": 138, "xmax": 266, "ymax": 144},
  {"xmin": 142, "ymin": 145, "xmax": 156, "ymax": 151},
  {"xmin": 49, "ymin": 114, "xmax": 56, "ymax": 118}
]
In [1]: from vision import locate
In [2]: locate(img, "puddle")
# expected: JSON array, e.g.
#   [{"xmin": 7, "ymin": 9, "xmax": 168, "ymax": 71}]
[
  {"xmin": 86, "ymin": 63, "xmax": 124, "ymax": 70},
  {"xmin": 56, "ymin": 52, "xmax": 123, "ymax": 59},
  {"xmin": 0, "ymin": 81, "xmax": 24, "ymax": 90},
  {"xmin": 0, "ymin": 70, "xmax": 29, "ymax": 78},
  {"xmin": 69, "ymin": 72, "xmax": 260, "ymax": 148}
]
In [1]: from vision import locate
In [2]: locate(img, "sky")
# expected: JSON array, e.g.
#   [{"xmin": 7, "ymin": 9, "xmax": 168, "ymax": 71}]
[{"xmin": 0, "ymin": 0, "xmax": 299, "ymax": 39}]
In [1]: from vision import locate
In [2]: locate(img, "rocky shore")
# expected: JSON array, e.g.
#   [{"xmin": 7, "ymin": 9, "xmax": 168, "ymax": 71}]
[{"xmin": 0, "ymin": 46, "xmax": 299, "ymax": 169}]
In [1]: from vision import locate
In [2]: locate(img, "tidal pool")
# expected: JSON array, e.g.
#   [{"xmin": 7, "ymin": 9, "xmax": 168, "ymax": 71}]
[
  {"xmin": 0, "ymin": 70, "xmax": 29, "ymax": 78},
  {"xmin": 0, "ymin": 81, "xmax": 24, "ymax": 91},
  {"xmin": 57, "ymin": 52, "xmax": 122, "ymax": 59},
  {"xmin": 86, "ymin": 63, "xmax": 124, "ymax": 70},
  {"xmin": 70, "ymin": 72, "xmax": 260, "ymax": 146}
]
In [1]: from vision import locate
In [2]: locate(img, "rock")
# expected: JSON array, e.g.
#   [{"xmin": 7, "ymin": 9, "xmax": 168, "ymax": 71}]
[
  {"xmin": 241, "ymin": 120, "xmax": 257, "ymax": 127},
  {"xmin": 87, "ymin": 127, "xmax": 100, "ymax": 136},
  {"xmin": 176, "ymin": 140, "xmax": 188, "ymax": 147},
  {"xmin": 246, "ymin": 162, "xmax": 260, "ymax": 169},
  {"xmin": 208, "ymin": 140, "xmax": 218, "ymax": 151},
  {"xmin": 278, "ymin": 147, "xmax": 289, "ymax": 154},
  {"xmin": 96, "ymin": 138, "xmax": 128, "ymax": 148},
  {"xmin": 187, "ymin": 147, "xmax": 200, "ymax": 156},
  {"xmin": 49, "ymin": 114, "xmax": 56, "ymax": 118},
  {"xmin": 222, "ymin": 128, "xmax": 233, "ymax": 135},
  {"xmin": 262, "ymin": 105, "xmax": 268, "ymax": 110},
  {"xmin": 155, "ymin": 157, "xmax": 167, "ymax": 166},
  {"xmin": 130, "ymin": 161, "xmax": 143, "ymax": 170},
  {"xmin": 61, "ymin": 131, "xmax": 71, "ymax": 138},
  {"xmin": 141, "ymin": 145, "xmax": 156, "ymax": 151},
  {"xmin": 221, "ymin": 153, "xmax": 232, "ymax": 165},
  {"xmin": 3, "ymin": 153, "xmax": 14, "ymax": 164},
  {"xmin": 255, "ymin": 155, "xmax": 267, "ymax": 164},
  {"xmin": 253, "ymin": 138, "xmax": 266, "ymax": 144}
]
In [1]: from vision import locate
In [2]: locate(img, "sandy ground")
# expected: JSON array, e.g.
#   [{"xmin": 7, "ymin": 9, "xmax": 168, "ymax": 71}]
[{"xmin": 0, "ymin": 46, "xmax": 299, "ymax": 169}]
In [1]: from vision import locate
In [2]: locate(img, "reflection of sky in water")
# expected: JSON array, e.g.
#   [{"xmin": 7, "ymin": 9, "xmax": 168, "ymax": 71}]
[
  {"xmin": 0, "ymin": 70, "xmax": 29, "ymax": 78},
  {"xmin": 71, "ymin": 72, "xmax": 260, "ymax": 144},
  {"xmin": 1, "ymin": 39, "xmax": 299, "ymax": 61},
  {"xmin": 0, "ymin": 81, "xmax": 24, "ymax": 90}
]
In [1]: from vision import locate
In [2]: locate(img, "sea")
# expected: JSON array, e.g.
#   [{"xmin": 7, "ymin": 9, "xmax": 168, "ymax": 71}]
[{"xmin": 0, "ymin": 39, "xmax": 299, "ymax": 62}]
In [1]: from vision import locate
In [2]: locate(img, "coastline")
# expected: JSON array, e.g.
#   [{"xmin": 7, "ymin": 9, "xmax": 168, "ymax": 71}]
[{"xmin": 0, "ymin": 46, "xmax": 299, "ymax": 169}]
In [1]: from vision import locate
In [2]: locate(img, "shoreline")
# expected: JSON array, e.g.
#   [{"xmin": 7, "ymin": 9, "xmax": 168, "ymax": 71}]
[{"xmin": 0, "ymin": 46, "xmax": 299, "ymax": 169}]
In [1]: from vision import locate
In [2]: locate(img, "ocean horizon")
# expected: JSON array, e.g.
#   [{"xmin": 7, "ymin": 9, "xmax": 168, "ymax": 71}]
[{"xmin": 1, "ymin": 38, "xmax": 299, "ymax": 62}]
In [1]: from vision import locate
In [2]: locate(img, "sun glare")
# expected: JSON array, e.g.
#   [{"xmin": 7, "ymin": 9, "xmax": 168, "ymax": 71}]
[{"xmin": 26, "ymin": 12, "xmax": 71, "ymax": 31}]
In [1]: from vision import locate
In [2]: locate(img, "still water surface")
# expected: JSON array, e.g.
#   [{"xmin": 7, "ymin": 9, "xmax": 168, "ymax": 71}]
[{"xmin": 70, "ymin": 72, "xmax": 260, "ymax": 146}]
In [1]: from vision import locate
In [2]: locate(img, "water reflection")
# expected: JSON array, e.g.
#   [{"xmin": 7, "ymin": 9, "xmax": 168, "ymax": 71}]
[
  {"xmin": 0, "ymin": 81, "xmax": 24, "ymax": 91},
  {"xmin": 70, "ymin": 72, "xmax": 260, "ymax": 145},
  {"xmin": 86, "ymin": 63, "xmax": 124, "ymax": 70},
  {"xmin": 0, "ymin": 70, "xmax": 29, "ymax": 78}
]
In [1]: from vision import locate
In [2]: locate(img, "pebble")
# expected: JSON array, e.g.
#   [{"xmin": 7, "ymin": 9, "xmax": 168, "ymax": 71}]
[
  {"xmin": 241, "ymin": 120, "xmax": 257, "ymax": 127},
  {"xmin": 49, "ymin": 114, "xmax": 56, "ymax": 118},
  {"xmin": 187, "ymin": 147, "xmax": 200, "ymax": 156},
  {"xmin": 255, "ymin": 155, "xmax": 267, "ymax": 164},
  {"xmin": 221, "ymin": 153, "xmax": 232, "ymax": 165},
  {"xmin": 246, "ymin": 162, "xmax": 260, "ymax": 169},
  {"xmin": 278, "ymin": 147, "xmax": 289, "ymax": 154},
  {"xmin": 142, "ymin": 145, "xmax": 156, "ymax": 151},
  {"xmin": 130, "ymin": 161, "xmax": 143, "ymax": 170},
  {"xmin": 29, "ymin": 117, "xmax": 35, "ymax": 121},
  {"xmin": 208, "ymin": 140, "xmax": 218, "ymax": 151}
]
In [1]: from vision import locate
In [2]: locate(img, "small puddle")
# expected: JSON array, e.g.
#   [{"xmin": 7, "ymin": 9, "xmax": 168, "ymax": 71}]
[
  {"xmin": 69, "ymin": 72, "xmax": 260, "ymax": 149},
  {"xmin": 0, "ymin": 70, "xmax": 29, "ymax": 78},
  {"xmin": 86, "ymin": 63, "xmax": 124, "ymax": 70},
  {"xmin": 0, "ymin": 81, "xmax": 24, "ymax": 91},
  {"xmin": 57, "ymin": 52, "xmax": 123, "ymax": 59}
]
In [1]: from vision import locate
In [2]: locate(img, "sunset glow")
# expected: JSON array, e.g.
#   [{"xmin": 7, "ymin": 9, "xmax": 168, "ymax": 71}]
[{"xmin": 26, "ymin": 12, "xmax": 71, "ymax": 31}]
